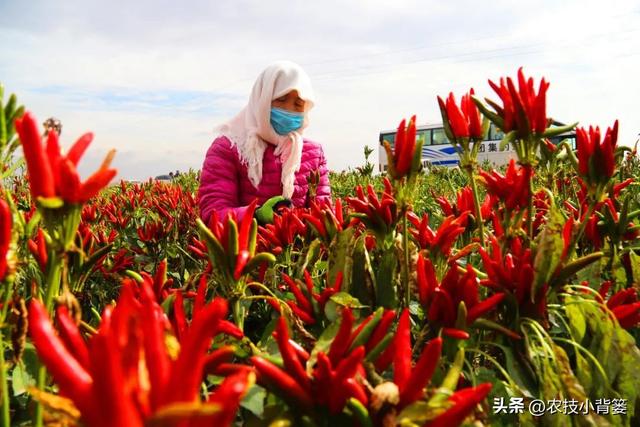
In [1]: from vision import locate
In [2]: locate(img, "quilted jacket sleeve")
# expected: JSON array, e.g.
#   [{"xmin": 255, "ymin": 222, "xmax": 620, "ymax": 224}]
[
  {"xmin": 315, "ymin": 145, "xmax": 332, "ymax": 204},
  {"xmin": 198, "ymin": 137, "xmax": 251, "ymax": 224}
]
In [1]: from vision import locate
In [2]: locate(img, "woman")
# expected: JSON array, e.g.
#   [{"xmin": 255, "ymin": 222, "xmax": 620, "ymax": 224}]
[{"xmin": 198, "ymin": 61, "xmax": 331, "ymax": 225}]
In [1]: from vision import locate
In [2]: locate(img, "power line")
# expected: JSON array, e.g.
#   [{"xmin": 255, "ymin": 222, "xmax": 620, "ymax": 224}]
[
  {"xmin": 206, "ymin": 23, "xmax": 639, "ymax": 92},
  {"xmin": 310, "ymin": 27, "xmax": 640, "ymax": 83}
]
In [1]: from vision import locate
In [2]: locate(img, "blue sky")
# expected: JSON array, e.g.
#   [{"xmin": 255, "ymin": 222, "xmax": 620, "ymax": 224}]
[{"xmin": 1, "ymin": 0, "xmax": 639, "ymax": 180}]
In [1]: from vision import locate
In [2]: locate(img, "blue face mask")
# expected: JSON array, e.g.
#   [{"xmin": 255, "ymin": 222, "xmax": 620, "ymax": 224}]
[{"xmin": 270, "ymin": 107, "xmax": 304, "ymax": 135}]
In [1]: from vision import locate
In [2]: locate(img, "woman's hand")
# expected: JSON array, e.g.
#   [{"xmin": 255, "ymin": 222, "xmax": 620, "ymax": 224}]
[{"xmin": 255, "ymin": 196, "xmax": 292, "ymax": 224}]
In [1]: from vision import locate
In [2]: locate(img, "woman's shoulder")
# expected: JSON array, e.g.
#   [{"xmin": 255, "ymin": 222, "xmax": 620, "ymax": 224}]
[
  {"xmin": 204, "ymin": 135, "xmax": 241, "ymax": 167},
  {"xmin": 208, "ymin": 135, "xmax": 235, "ymax": 151},
  {"xmin": 302, "ymin": 139, "xmax": 325, "ymax": 157}
]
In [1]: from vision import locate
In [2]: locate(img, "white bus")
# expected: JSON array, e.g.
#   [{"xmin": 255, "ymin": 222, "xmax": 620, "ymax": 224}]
[{"xmin": 378, "ymin": 122, "xmax": 576, "ymax": 173}]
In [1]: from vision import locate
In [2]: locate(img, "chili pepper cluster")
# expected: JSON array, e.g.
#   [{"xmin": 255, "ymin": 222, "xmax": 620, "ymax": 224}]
[{"xmin": 2, "ymin": 67, "xmax": 640, "ymax": 427}]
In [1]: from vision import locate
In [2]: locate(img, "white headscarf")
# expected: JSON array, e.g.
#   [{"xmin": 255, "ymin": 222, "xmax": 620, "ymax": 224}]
[{"xmin": 217, "ymin": 61, "xmax": 316, "ymax": 198}]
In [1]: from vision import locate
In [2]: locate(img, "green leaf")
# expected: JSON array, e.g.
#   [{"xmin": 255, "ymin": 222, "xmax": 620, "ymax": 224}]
[
  {"xmin": 307, "ymin": 320, "xmax": 341, "ymax": 374},
  {"xmin": 295, "ymin": 238, "xmax": 322, "ymax": 276},
  {"xmin": 575, "ymin": 254, "xmax": 602, "ymax": 286},
  {"xmin": 79, "ymin": 243, "xmax": 113, "ymax": 278},
  {"xmin": 350, "ymin": 235, "xmax": 375, "ymax": 307},
  {"xmin": 552, "ymin": 252, "xmax": 603, "ymax": 286},
  {"xmin": 240, "ymin": 384, "xmax": 266, "ymax": 418},
  {"xmin": 565, "ymin": 303, "xmax": 586, "ymax": 342},
  {"xmin": 486, "ymin": 343, "xmax": 537, "ymax": 397},
  {"xmin": 533, "ymin": 202, "xmax": 565, "ymax": 294},
  {"xmin": 477, "ymin": 367, "xmax": 530, "ymax": 426},
  {"xmin": 374, "ymin": 246, "xmax": 398, "ymax": 309},
  {"xmin": 575, "ymin": 350, "xmax": 593, "ymax": 397},
  {"xmin": 612, "ymin": 326, "xmax": 640, "ymax": 422},
  {"xmin": 12, "ymin": 363, "xmax": 35, "ymax": 397},
  {"xmin": 567, "ymin": 293, "xmax": 640, "ymax": 424},
  {"xmin": 12, "ymin": 344, "xmax": 38, "ymax": 396},
  {"xmin": 324, "ymin": 292, "xmax": 366, "ymax": 322},
  {"xmin": 628, "ymin": 251, "xmax": 640, "ymax": 285},
  {"xmin": 609, "ymin": 252, "xmax": 628, "ymax": 290},
  {"xmin": 553, "ymin": 344, "xmax": 611, "ymax": 427},
  {"xmin": 327, "ymin": 228, "xmax": 355, "ymax": 292}
]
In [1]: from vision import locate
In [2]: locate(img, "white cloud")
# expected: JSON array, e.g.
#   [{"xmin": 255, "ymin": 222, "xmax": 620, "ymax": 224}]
[{"xmin": 1, "ymin": 0, "xmax": 639, "ymax": 179}]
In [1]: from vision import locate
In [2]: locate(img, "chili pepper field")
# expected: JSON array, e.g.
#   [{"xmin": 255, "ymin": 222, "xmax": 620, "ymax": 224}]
[{"xmin": 1, "ymin": 69, "xmax": 640, "ymax": 427}]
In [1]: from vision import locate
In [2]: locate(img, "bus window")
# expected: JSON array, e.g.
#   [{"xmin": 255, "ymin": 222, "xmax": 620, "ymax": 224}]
[
  {"xmin": 489, "ymin": 124, "xmax": 505, "ymax": 141},
  {"xmin": 380, "ymin": 132, "xmax": 395, "ymax": 146},
  {"xmin": 419, "ymin": 129, "xmax": 432, "ymax": 146},
  {"xmin": 432, "ymin": 128, "xmax": 450, "ymax": 145}
]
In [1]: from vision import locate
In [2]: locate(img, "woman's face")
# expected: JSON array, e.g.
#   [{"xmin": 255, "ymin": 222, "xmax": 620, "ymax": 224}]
[{"xmin": 271, "ymin": 90, "xmax": 306, "ymax": 113}]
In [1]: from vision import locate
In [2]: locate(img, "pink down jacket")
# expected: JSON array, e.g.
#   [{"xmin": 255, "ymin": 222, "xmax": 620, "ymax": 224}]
[{"xmin": 198, "ymin": 136, "xmax": 331, "ymax": 224}]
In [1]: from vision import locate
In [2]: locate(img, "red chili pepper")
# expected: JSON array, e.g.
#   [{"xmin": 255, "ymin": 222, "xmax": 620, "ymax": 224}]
[
  {"xmin": 301, "ymin": 213, "xmax": 327, "ymax": 239},
  {"xmin": 367, "ymin": 184, "xmax": 381, "ymax": 211},
  {"xmin": 66, "ymin": 132, "xmax": 93, "ymax": 166},
  {"xmin": 438, "ymin": 93, "xmax": 469, "ymax": 138},
  {"xmin": 612, "ymin": 302, "xmax": 640, "ymax": 328},
  {"xmin": 416, "ymin": 254, "xmax": 436, "ymax": 307},
  {"xmin": 28, "ymin": 299, "xmax": 94, "ymax": 412},
  {"xmin": 283, "ymin": 273, "xmax": 313, "ymax": 313},
  {"xmin": 466, "ymin": 293, "xmax": 505, "ymax": 323},
  {"xmin": 396, "ymin": 115, "xmax": 417, "ymax": 177},
  {"xmin": 335, "ymin": 198, "xmax": 344, "ymax": 224},
  {"xmin": 286, "ymin": 301, "xmax": 316, "ymax": 324},
  {"xmin": 137, "ymin": 283, "xmax": 170, "ymax": 412},
  {"xmin": 207, "ymin": 370, "xmax": 255, "ymax": 426},
  {"xmin": 89, "ymin": 324, "xmax": 144, "ymax": 427},
  {"xmin": 194, "ymin": 272, "xmax": 208, "ymax": 316},
  {"xmin": 238, "ymin": 199, "xmax": 258, "ymax": 252},
  {"xmin": 216, "ymin": 319, "xmax": 244, "ymax": 340},
  {"xmin": 393, "ymin": 309, "xmax": 412, "ymax": 391},
  {"xmin": 77, "ymin": 152, "xmax": 117, "ymax": 202},
  {"xmin": 607, "ymin": 288, "xmax": 637, "ymax": 308},
  {"xmin": 55, "ymin": 306, "xmax": 90, "ymax": 370},
  {"xmin": 251, "ymin": 356, "xmax": 314, "ymax": 410},
  {"xmin": 328, "ymin": 308, "xmax": 354, "ymax": 365},
  {"xmin": 344, "ymin": 377, "xmax": 368, "ymax": 407},
  {"xmin": 400, "ymin": 337, "xmax": 442, "ymax": 408},
  {"xmin": 423, "ymin": 383, "xmax": 492, "ymax": 427},
  {"xmin": 172, "ymin": 291, "xmax": 187, "ymax": 341},
  {"xmin": 15, "ymin": 112, "xmax": 56, "ymax": 199},
  {"xmin": 0, "ymin": 199, "xmax": 10, "ymax": 280},
  {"xmin": 153, "ymin": 259, "xmax": 168, "ymax": 299},
  {"xmin": 274, "ymin": 317, "xmax": 311, "ymax": 390},
  {"xmin": 313, "ymin": 352, "xmax": 333, "ymax": 407},
  {"xmin": 348, "ymin": 313, "xmax": 374, "ymax": 349},
  {"xmin": 287, "ymin": 338, "xmax": 310, "ymax": 363},
  {"xmin": 463, "ymin": 89, "xmax": 483, "ymax": 138},
  {"xmin": 203, "ymin": 345, "xmax": 236, "ymax": 376},
  {"xmin": 366, "ymin": 309, "xmax": 396, "ymax": 353},
  {"xmin": 374, "ymin": 339, "xmax": 396, "ymax": 372},
  {"xmin": 442, "ymin": 328, "xmax": 470, "ymax": 340},
  {"xmin": 166, "ymin": 298, "xmax": 228, "ymax": 403},
  {"xmin": 303, "ymin": 270, "xmax": 315, "ymax": 295},
  {"xmin": 233, "ymin": 249, "xmax": 250, "ymax": 280},
  {"xmin": 392, "ymin": 118, "xmax": 407, "ymax": 170},
  {"xmin": 428, "ymin": 288, "xmax": 456, "ymax": 328},
  {"xmin": 334, "ymin": 345, "xmax": 365, "ymax": 380}
]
